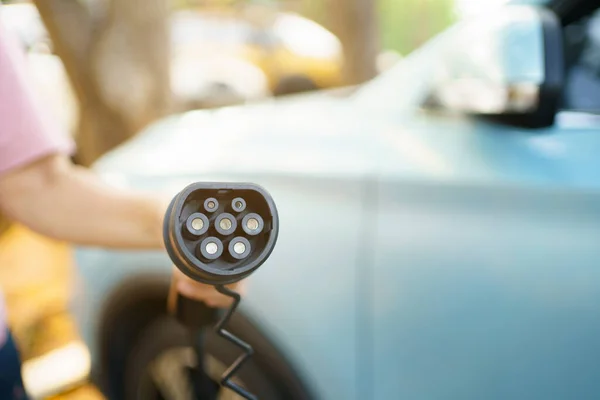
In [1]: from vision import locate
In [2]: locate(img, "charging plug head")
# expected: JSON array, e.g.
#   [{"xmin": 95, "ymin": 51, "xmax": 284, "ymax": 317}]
[{"xmin": 163, "ymin": 182, "xmax": 279, "ymax": 285}]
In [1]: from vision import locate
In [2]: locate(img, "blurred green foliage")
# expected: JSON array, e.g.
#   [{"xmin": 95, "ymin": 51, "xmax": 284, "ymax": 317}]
[
  {"xmin": 378, "ymin": 0, "xmax": 456, "ymax": 55},
  {"xmin": 291, "ymin": 0, "xmax": 457, "ymax": 56}
]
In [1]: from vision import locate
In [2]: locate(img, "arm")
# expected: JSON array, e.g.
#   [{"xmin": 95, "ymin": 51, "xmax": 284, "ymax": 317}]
[
  {"xmin": 0, "ymin": 21, "xmax": 163, "ymax": 249},
  {"xmin": 0, "ymin": 154, "xmax": 166, "ymax": 249},
  {"xmin": 0, "ymin": 21, "xmax": 238, "ymax": 306},
  {"xmin": 0, "ymin": 153, "xmax": 240, "ymax": 306}
]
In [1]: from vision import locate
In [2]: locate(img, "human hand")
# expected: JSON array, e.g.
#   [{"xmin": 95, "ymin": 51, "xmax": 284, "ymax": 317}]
[{"xmin": 171, "ymin": 266, "xmax": 247, "ymax": 308}]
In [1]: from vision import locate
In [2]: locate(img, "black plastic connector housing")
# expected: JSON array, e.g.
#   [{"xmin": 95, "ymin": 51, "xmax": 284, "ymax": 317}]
[{"xmin": 163, "ymin": 182, "xmax": 279, "ymax": 286}]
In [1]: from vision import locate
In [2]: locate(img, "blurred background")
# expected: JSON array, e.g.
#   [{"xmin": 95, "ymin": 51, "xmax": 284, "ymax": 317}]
[{"xmin": 0, "ymin": 0, "xmax": 501, "ymax": 398}]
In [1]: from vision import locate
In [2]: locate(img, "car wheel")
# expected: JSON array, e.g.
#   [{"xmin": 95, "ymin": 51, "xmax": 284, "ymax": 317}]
[
  {"xmin": 124, "ymin": 314, "xmax": 310, "ymax": 400},
  {"xmin": 273, "ymin": 75, "xmax": 318, "ymax": 96}
]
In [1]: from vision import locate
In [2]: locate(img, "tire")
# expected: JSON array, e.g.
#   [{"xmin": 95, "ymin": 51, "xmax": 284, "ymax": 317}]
[
  {"xmin": 272, "ymin": 76, "xmax": 318, "ymax": 97},
  {"xmin": 124, "ymin": 313, "xmax": 311, "ymax": 400}
]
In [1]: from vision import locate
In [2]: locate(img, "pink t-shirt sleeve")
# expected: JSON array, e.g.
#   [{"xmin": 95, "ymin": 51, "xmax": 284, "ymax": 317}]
[
  {"xmin": 0, "ymin": 21, "xmax": 74, "ymax": 176},
  {"xmin": 0, "ymin": 21, "xmax": 75, "ymax": 347}
]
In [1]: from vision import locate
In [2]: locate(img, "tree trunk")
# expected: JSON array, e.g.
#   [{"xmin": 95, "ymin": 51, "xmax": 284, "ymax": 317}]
[
  {"xmin": 326, "ymin": 0, "xmax": 380, "ymax": 85},
  {"xmin": 33, "ymin": 0, "xmax": 171, "ymax": 166}
]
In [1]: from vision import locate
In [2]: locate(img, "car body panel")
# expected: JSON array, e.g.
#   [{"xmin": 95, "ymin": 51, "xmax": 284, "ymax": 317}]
[
  {"xmin": 373, "ymin": 109, "xmax": 600, "ymax": 188},
  {"xmin": 74, "ymin": 173, "xmax": 365, "ymax": 400},
  {"xmin": 94, "ymin": 92, "xmax": 600, "ymax": 191},
  {"xmin": 73, "ymin": 2, "xmax": 600, "ymax": 399},
  {"xmin": 91, "ymin": 94, "xmax": 384, "ymax": 182},
  {"xmin": 75, "ymin": 96, "xmax": 600, "ymax": 399},
  {"xmin": 372, "ymin": 180, "xmax": 600, "ymax": 399},
  {"xmin": 76, "ymin": 91, "xmax": 378, "ymax": 397}
]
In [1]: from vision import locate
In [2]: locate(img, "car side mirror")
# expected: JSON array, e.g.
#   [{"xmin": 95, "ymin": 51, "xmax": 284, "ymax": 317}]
[{"xmin": 427, "ymin": 5, "xmax": 563, "ymax": 127}]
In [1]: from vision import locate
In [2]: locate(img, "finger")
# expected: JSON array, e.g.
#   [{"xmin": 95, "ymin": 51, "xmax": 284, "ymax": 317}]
[
  {"xmin": 173, "ymin": 266, "xmax": 246, "ymax": 290},
  {"xmin": 172, "ymin": 266, "xmax": 247, "ymax": 306},
  {"xmin": 176, "ymin": 280, "xmax": 234, "ymax": 307},
  {"xmin": 176, "ymin": 279, "xmax": 213, "ymax": 299},
  {"xmin": 176, "ymin": 273, "xmax": 246, "ymax": 297}
]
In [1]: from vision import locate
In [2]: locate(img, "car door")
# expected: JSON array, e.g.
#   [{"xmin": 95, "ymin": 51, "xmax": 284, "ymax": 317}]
[
  {"xmin": 370, "ymin": 4, "xmax": 600, "ymax": 400},
  {"xmin": 239, "ymin": 174, "xmax": 367, "ymax": 400}
]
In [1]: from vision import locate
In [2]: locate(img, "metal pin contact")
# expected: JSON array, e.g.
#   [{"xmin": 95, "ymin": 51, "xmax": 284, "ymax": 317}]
[
  {"xmin": 242, "ymin": 213, "xmax": 264, "ymax": 236},
  {"xmin": 246, "ymin": 218, "xmax": 259, "ymax": 231},
  {"xmin": 231, "ymin": 197, "xmax": 246, "ymax": 212},
  {"xmin": 198, "ymin": 236, "xmax": 223, "ymax": 260},
  {"xmin": 215, "ymin": 212, "xmax": 237, "ymax": 235},
  {"xmin": 185, "ymin": 213, "xmax": 209, "ymax": 236},
  {"xmin": 219, "ymin": 218, "xmax": 232, "ymax": 231},
  {"xmin": 233, "ymin": 241, "xmax": 246, "ymax": 254},
  {"xmin": 204, "ymin": 198, "xmax": 219, "ymax": 213},
  {"xmin": 228, "ymin": 237, "xmax": 251, "ymax": 260},
  {"xmin": 206, "ymin": 241, "xmax": 218, "ymax": 255},
  {"xmin": 191, "ymin": 218, "xmax": 204, "ymax": 231}
]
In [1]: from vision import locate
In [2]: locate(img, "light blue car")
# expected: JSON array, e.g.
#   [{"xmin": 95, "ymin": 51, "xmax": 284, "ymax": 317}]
[{"xmin": 72, "ymin": 1, "xmax": 600, "ymax": 399}]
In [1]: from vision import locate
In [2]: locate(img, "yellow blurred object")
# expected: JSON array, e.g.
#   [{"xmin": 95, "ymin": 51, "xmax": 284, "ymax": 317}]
[
  {"xmin": 47, "ymin": 385, "xmax": 105, "ymax": 400},
  {"xmin": 0, "ymin": 225, "xmax": 102, "ymax": 398},
  {"xmin": 171, "ymin": 6, "xmax": 345, "ymax": 99},
  {"xmin": 0, "ymin": 224, "xmax": 74, "ymax": 354}
]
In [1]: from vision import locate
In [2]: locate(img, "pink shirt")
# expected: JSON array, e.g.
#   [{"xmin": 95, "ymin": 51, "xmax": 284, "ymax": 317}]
[{"xmin": 0, "ymin": 20, "xmax": 74, "ymax": 346}]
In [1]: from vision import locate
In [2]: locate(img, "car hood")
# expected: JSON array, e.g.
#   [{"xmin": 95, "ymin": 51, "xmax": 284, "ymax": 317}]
[
  {"xmin": 94, "ymin": 84, "xmax": 600, "ymax": 193},
  {"xmin": 93, "ymin": 90, "xmax": 382, "ymax": 181}
]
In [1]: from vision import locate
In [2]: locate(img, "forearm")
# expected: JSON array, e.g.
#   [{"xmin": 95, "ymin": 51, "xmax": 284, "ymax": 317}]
[{"xmin": 0, "ymin": 155, "xmax": 167, "ymax": 249}]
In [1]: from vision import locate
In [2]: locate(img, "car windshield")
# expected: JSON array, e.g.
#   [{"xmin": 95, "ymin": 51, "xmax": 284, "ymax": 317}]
[
  {"xmin": 351, "ymin": 1, "xmax": 550, "ymax": 112},
  {"xmin": 351, "ymin": 25, "xmax": 455, "ymax": 111}
]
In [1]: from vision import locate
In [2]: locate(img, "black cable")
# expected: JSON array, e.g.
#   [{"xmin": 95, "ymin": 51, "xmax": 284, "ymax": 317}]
[
  {"xmin": 213, "ymin": 285, "xmax": 257, "ymax": 400},
  {"xmin": 189, "ymin": 330, "xmax": 219, "ymax": 400}
]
